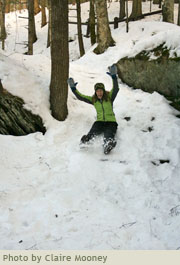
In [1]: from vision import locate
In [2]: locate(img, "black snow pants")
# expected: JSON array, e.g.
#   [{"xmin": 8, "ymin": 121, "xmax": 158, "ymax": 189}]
[{"xmin": 81, "ymin": 121, "xmax": 118, "ymax": 145}]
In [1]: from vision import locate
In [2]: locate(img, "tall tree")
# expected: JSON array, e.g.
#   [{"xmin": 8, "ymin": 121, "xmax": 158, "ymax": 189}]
[
  {"xmin": 94, "ymin": 0, "xmax": 115, "ymax": 54},
  {"xmin": 34, "ymin": 0, "xmax": 41, "ymax": 15},
  {"xmin": 76, "ymin": 0, "xmax": 85, "ymax": 57},
  {"xmin": 178, "ymin": 0, "xmax": 180, "ymax": 25},
  {"xmin": 89, "ymin": 0, "xmax": 96, "ymax": 45},
  {"xmin": 50, "ymin": 0, "xmax": 69, "ymax": 121},
  {"xmin": 0, "ymin": 0, "xmax": 6, "ymax": 50},
  {"xmin": 125, "ymin": 0, "xmax": 129, "ymax": 32},
  {"xmin": 39, "ymin": 0, "xmax": 47, "ymax": 27},
  {"xmin": 119, "ymin": 0, "xmax": 126, "ymax": 19},
  {"xmin": 27, "ymin": 0, "xmax": 37, "ymax": 55},
  {"xmin": 47, "ymin": 0, "xmax": 51, "ymax": 48},
  {"xmin": 162, "ymin": 0, "xmax": 174, "ymax": 23},
  {"xmin": 129, "ymin": 0, "xmax": 142, "ymax": 20},
  {"xmin": 47, "ymin": 14, "xmax": 51, "ymax": 47}
]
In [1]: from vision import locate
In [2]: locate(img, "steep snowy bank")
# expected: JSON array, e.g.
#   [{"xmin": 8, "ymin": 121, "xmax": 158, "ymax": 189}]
[{"xmin": 0, "ymin": 4, "xmax": 180, "ymax": 250}]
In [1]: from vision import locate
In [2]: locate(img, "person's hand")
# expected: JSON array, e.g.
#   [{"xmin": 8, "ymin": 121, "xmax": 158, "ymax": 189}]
[
  {"xmin": 67, "ymin": 78, "xmax": 78, "ymax": 91},
  {"xmin": 106, "ymin": 64, "xmax": 117, "ymax": 79}
]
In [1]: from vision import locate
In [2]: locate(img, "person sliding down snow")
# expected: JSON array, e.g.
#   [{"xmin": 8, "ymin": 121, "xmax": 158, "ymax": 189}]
[{"xmin": 67, "ymin": 64, "xmax": 119, "ymax": 154}]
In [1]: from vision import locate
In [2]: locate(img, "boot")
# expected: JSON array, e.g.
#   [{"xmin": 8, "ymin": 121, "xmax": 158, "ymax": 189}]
[
  {"xmin": 80, "ymin": 134, "xmax": 91, "ymax": 144},
  {"xmin": 104, "ymin": 140, "xmax": 116, "ymax": 154}
]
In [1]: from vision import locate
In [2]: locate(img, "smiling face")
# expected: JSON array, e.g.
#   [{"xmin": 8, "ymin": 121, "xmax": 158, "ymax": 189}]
[{"xmin": 96, "ymin": 89, "xmax": 104, "ymax": 99}]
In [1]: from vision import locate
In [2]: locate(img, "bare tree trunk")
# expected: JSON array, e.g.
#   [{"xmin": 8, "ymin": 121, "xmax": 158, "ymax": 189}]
[
  {"xmin": 32, "ymin": 6, "xmax": 37, "ymax": 43},
  {"xmin": 47, "ymin": 0, "xmax": 51, "ymax": 48},
  {"xmin": 28, "ymin": 0, "xmax": 33, "ymax": 55},
  {"xmin": 119, "ymin": 0, "xmax": 126, "ymax": 19},
  {"xmin": 0, "ymin": 0, "xmax": 6, "ymax": 50},
  {"xmin": 27, "ymin": 0, "xmax": 37, "ymax": 55},
  {"xmin": 76, "ymin": 0, "xmax": 85, "ymax": 57},
  {"xmin": 28, "ymin": 0, "xmax": 36, "ymax": 54},
  {"xmin": 94, "ymin": 0, "xmax": 115, "ymax": 54},
  {"xmin": 50, "ymin": 0, "xmax": 69, "ymax": 121},
  {"xmin": 40, "ymin": 0, "xmax": 47, "ymax": 27},
  {"xmin": 89, "ymin": 0, "xmax": 96, "ymax": 45},
  {"xmin": 34, "ymin": 0, "xmax": 41, "ymax": 15},
  {"xmin": 178, "ymin": 0, "xmax": 180, "ymax": 25},
  {"xmin": 162, "ymin": 0, "xmax": 174, "ymax": 23},
  {"xmin": 129, "ymin": 0, "xmax": 142, "ymax": 19},
  {"xmin": 126, "ymin": 0, "xmax": 129, "ymax": 32}
]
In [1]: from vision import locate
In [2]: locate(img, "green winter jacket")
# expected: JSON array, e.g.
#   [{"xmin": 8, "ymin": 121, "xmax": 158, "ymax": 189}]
[{"xmin": 72, "ymin": 77, "xmax": 119, "ymax": 122}]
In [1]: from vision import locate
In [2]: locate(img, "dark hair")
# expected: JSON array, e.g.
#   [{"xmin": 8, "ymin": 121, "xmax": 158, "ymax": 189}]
[{"xmin": 92, "ymin": 90, "xmax": 110, "ymax": 103}]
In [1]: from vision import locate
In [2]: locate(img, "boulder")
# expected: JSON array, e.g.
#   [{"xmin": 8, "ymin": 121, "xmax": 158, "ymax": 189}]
[
  {"xmin": 117, "ymin": 44, "xmax": 180, "ymax": 98},
  {"xmin": 0, "ymin": 80, "xmax": 46, "ymax": 136}
]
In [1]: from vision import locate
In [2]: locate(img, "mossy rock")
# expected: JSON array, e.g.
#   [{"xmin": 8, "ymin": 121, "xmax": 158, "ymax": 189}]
[{"xmin": 117, "ymin": 44, "xmax": 180, "ymax": 103}]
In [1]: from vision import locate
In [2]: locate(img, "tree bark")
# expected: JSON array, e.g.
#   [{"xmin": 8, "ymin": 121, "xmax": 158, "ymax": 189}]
[
  {"xmin": 0, "ymin": 0, "xmax": 6, "ymax": 50},
  {"xmin": 94, "ymin": 0, "xmax": 115, "ymax": 54},
  {"xmin": 119, "ymin": 0, "xmax": 126, "ymax": 19},
  {"xmin": 89, "ymin": 0, "xmax": 96, "ymax": 45},
  {"xmin": 47, "ymin": 0, "xmax": 51, "ymax": 48},
  {"xmin": 76, "ymin": 0, "xmax": 85, "ymax": 57},
  {"xmin": 34, "ymin": 0, "xmax": 41, "ymax": 15},
  {"xmin": 129, "ymin": 0, "xmax": 142, "ymax": 20},
  {"xmin": 28, "ymin": 0, "xmax": 34, "ymax": 55},
  {"xmin": 126, "ymin": 0, "xmax": 129, "ymax": 32},
  {"xmin": 28, "ymin": 0, "xmax": 37, "ymax": 55},
  {"xmin": 162, "ymin": 0, "xmax": 174, "ymax": 23},
  {"xmin": 0, "ymin": 80, "xmax": 46, "ymax": 136},
  {"xmin": 50, "ymin": 0, "xmax": 69, "ymax": 121},
  {"xmin": 40, "ymin": 0, "xmax": 47, "ymax": 27}
]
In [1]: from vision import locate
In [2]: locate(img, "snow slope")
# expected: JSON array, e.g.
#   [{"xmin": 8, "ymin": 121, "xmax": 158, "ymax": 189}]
[{"xmin": 0, "ymin": 2, "xmax": 180, "ymax": 250}]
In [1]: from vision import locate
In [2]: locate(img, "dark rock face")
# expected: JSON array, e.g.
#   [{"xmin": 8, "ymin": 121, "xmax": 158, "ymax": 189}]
[
  {"xmin": 0, "ymin": 85, "xmax": 46, "ymax": 136},
  {"xmin": 117, "ymin": 45, "xmax": 180, "ymax": 98}
]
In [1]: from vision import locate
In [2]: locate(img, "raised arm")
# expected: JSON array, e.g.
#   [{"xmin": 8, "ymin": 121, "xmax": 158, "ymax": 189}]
[
  {"xmin": 67, "ymin": 78, "xmax": 93, "ymax": 105},
  {"xmin": 107, "ymin": 65, "xmax": 119, "ymax": 102}
]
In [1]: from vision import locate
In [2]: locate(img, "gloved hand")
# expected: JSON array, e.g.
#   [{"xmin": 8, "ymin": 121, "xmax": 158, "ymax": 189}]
[
  {"xmin": 106, "ymin": 64, "xmax": 117, "ymax": 79},
  {"xmin": 67, "ymin": 78, "xmax": 78, "ymax": 91}
]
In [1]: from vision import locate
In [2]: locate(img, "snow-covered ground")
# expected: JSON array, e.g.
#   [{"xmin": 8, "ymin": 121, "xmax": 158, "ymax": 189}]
[{"xmin": 0, "ymin": 1, "xmax": 180, "ymax": 250}]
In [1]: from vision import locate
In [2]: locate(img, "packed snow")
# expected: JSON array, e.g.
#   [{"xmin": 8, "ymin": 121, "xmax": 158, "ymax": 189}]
[{"xmin": 0, "ymin": 1, "xmax": 180, "ymax": 250}]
